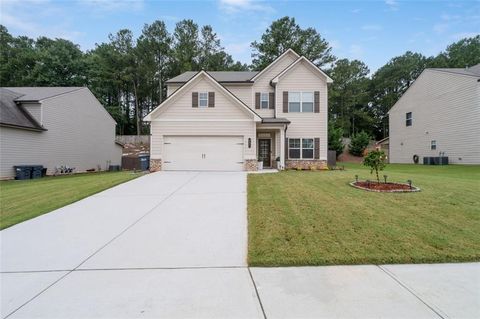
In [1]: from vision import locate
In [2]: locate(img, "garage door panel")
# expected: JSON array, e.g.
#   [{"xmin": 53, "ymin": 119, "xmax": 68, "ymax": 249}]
[{"xmin": 163, "ymin": 136, "xmax": 244, "ymax": 171}]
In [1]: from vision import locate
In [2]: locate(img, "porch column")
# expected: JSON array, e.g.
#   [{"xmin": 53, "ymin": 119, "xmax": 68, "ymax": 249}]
[{"xmin": 280, "ymin": 127, "xmax": 285, "ymax": 170}]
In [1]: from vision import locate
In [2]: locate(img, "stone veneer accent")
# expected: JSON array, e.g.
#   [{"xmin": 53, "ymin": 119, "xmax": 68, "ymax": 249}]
[
  {"xmin": 286, "ymin": 160, "xmax": 327, "ymax": 170},
  {"xmin": 150, "ymin": 159, "xmax": 162, "ymax": 172},
  {"xmin": 244, "ymin": 159, "xmax": 258, "ymax": 171}
]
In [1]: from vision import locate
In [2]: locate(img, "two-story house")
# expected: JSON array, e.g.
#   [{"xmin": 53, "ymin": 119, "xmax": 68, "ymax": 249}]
[
  {"xmin": 144, "ymin": 49, "xmax": 332, "ymax": 171},
  {"xmin": 388, "ymin": 64, "xmax": 480, "ymax": 164}
]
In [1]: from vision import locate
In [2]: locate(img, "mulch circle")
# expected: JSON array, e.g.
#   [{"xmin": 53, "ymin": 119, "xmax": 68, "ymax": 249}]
[{"xmin": 350, "ymin": 181, "xmax": 420, "ymax": 193}]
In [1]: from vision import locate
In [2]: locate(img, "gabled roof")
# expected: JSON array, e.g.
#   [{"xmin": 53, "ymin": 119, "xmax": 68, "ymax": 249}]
[
  {"xmin": 0, "ymin": 88, "xmax": 45, "ymax": 131},
  {"xmin": 271, "ymin": 56, "xmax": 333, "ymax": 84},
  {"xmin": 428, "ymin": 64, "xmax": 480, "ymax": 78},
  {"xmin": 3, "ymin": 87, "xmax": 85, "ymax": 102},
  {"xmin": 144, "ymin": 71, "xmax": 262, "ymax": 122},
  {"xmin": 250, "ymin": 48, "xmax": 300, "ymax": 81},
  {"xmin": 166, "ymin": 71, "xmax": 258, "ymax": 84}
]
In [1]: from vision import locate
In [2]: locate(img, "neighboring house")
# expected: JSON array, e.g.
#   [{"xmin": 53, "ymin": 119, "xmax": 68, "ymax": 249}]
[
  {"xmin": 144, "ymin": 49, "xmax": 332, "ymax": 171},
  {"xmin": 0, "ymin": 87, "xmax": 122, "ymax": 179},
  {"xmin": 388, "ymin": 64, "xmax": 480, "ymax": 164}
]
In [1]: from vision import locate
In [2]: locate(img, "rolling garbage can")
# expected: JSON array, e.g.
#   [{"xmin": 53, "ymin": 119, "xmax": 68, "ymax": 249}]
[
  {"xmin": 139, "ymin": 155, "xmax": 150, "ymax": 171},
  {"xmin": 31, "ymin": 165, "xmax": 44, "ymax": 179},
  {"xmin": 13, "ymin": 166, "xmax": 32, "ymax": 180}
]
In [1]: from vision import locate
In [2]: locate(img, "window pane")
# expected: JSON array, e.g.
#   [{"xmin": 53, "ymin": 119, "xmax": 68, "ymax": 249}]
[
  {"xmin": 302, "ymin": 102, "xmax": 313, "ymax": 112},
  {"xmin": 289, "ymin": 102, "xmax": 301, "ymax": 112},
  {"xmin": 288, "ymin": 92, "xmax": 301, "ymax": 102},
  {"xmin": 289, "ymin": 149, "xmax": 300, "ymax": 159},
  {"xmin": 302, "ymin": 92, "xmax": 313, "ymax": 102},
  {"xmin": 199, "ymin": 92, "xmax": 208, "ymax": 108},
  {"xmin": 302, "ymin": 138, "xmax": 314, "ymax": 149},
  {"xmin": 302, "ymin": 149, "xmax": 314, "ymax": 159},
  {"xmin": 289, "ymin": 138, "xmax": 300, "ymax": 148}
]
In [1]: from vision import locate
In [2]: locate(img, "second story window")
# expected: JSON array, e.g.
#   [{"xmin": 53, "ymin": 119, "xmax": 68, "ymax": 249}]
[
  {"xmin": 260, "ymin": 93, "xmax": 269, "ymax": 109},
  {"xmin": 288, "ymin": 92, "xmax": 301, "ymax": 112},
  {"xmin": 406, "ymin": 112, "xmax": 412, "ymax": 126},
  {"xmin": 302, "ymin": 92, "xmax": 313, "ymax": 112},
  {"xmin": 431, "ymin": 140, "xmax": 437, "ymax": 150},
  {"xmin": 289, "ymin": 92, "xmax": 314, "ymax": 112},
  {"xmin": 199, "ymin": 92, "xmax": 208, "ymax": 108}
]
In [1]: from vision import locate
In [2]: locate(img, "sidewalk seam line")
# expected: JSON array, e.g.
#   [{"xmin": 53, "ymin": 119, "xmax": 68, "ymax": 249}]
[
  {"xmin": 377, "ymin": 265, "xmax": 446, "ymax": 319},
  {"xmin": 4, "ymin": 271, "xmax": 73, "ymax": 319},
  {"xmin": 248, "ymin": 267, "xmax": 267, "ymax": 319}
]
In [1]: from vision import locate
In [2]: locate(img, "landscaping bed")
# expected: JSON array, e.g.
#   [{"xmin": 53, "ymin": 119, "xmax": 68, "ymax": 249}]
[
  {"xmin": 350, "ymin": 181, "xmax": 420, "ymax": 192},
  {"xmin": 248, "ymin": 163, "xmax": 480, "ymax": 266}
]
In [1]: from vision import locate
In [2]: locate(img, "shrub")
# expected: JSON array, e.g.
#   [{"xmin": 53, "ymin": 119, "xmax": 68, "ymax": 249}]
[
  {"xmin": 328, "ymin": 123, "xmax": 344, "ymax": 158},
  {"xmin": 363, "ymin": 149, "xmax": 387, "ymax": 183},
  {"xmin": 349, "ymin": 131, "xmax": 370, "ymax": 156}
]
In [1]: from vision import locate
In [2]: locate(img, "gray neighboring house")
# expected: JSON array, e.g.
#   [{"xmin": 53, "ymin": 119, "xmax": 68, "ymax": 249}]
[
  {"xmin": 0, "ymin": 87, "xmax": 122, "ymax": 179},
  {"xmin": 388, "ymin": 64, "xmax": 480, "ymax": 164}
]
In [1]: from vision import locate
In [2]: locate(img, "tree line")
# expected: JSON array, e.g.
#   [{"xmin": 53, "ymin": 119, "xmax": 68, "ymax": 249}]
[{"xmin": 1, "ymin": 17, "xmax": 479, "ymax": 139}]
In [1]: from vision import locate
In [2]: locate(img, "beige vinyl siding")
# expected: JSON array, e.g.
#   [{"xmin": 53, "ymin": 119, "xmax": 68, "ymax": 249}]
[
  {"xmin": 150, "ymin": 75, "xmax": 257, "ymax": 162},
  {"xmin": 389, "ymin": 70, "xmax": 480, "ymax": 164},
  {"xmin": 226, "ymin": 84, "xmax": 253, "ymax": 108},
  {"xmin": 0, "ymin": 88, "xmax": 122, "ymax": 179},
  {"xmin": 167, "ymin": 84, "xmax": 181, "ymax": 97},
  {"xmin": 157, "ymin": 77, "xmax": 251, "ymax": 120},
  {"xmin": 277, "ymin": 60, "xmax": 328, "ymax": 160},
  {"xmin": 252, "ymin": 52, "xmax": 297, "ymax": 117}
]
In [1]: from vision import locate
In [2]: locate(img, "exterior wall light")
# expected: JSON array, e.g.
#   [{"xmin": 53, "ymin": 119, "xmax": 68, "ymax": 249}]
[{"xmin": 248, "ymin": 138, "xmax": 251, "ymax": 148}]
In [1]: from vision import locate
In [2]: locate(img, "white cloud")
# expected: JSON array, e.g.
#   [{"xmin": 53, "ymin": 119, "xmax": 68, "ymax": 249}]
[
  {"xmin": 225, "ymin": 41, "xmax": 251, "ymax": 55},
  {"xmin": 361, "ymin": 24, "xmax": 383, "ymax": 31},
  {"xmin": 218, "ymin": 0, "xmax": 274, "ymax": 14},
  {"xmin": 385, "ymin": 0, "xmax": 399, "ymax": 11}
]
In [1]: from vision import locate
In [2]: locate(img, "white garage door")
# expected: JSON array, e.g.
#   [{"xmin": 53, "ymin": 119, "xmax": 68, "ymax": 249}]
[{"xmin": 163, "ymin": 136, "xmax": 244, "ymax": 171}]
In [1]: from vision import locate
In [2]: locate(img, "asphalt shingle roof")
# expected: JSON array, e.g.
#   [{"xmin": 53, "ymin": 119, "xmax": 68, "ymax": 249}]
[
  {"xmin": 166, "ymin": 71, "xmax": 258, "ymax": 83},
  {"xmin": 0, "ymin": 88, "xmax": 44, "ymax": 130},
  {"xmin": 429, "ymin": 63, "xmax": 480, "ymax": 77},
  {"xmin": 3, "ymin": 87, "xmax": 84, "ymax": 102}
]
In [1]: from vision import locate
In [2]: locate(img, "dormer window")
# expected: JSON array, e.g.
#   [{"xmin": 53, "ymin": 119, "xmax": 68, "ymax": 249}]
[{"xmin": 406, "ymin": 112, "xmax": 412, "ymax": 126}]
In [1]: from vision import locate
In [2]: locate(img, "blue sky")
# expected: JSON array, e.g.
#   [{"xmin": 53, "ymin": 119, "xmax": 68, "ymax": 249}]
[{"xmin": 1, "ymin": 0, "xmax": 479, "ymax": 73}]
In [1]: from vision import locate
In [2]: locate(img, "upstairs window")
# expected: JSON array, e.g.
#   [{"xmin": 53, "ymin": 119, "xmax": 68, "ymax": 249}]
[
  {"xmin": 199, "ymin": 92, "xmax": 208, "ymax": 108},
  {"xmin": 431, "ymin": 140, "xmax": 437, "ymax": 150},
  {"xmin": 288, "ymin": 92, "xmax": 314, "ymax": 112},
  {"xmin": 288, "ymin": 92, "xmax": 301, "ymax": 112},
  {"xmin": 260, "ymin": 93, "xmax": 269, "ymax": 109},
  {"xmin": 302, "ymin": 92, "xmax": 314, "ymax": 112},
  {"xmin": 406, "ymin": 112, "xmax": 412, "ymax": 126}
]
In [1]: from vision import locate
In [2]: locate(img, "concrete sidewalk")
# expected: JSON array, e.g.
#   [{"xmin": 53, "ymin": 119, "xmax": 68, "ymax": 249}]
[{"xmin": 1, "ymin": 171, "xmax": 478, "ymax": 318}]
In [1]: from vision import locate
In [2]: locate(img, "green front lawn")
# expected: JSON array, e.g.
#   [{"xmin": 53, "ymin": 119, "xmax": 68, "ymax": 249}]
[
  {"xmin": 0, "ymin": 171, "xmax": 141, "ymax": 230},
  {"xmin": 248, "ymin": 163, "xmax": 480, "ymax": 266}
]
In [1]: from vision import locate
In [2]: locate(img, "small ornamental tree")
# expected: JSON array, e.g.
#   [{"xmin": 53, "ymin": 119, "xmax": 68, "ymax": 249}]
[
  {"xmin": 349, "ymin": 131, "xmax": 370, "ymax": 156},
  {"xmin": 363, "ymin": 149, "xmax": 387, "ymax": 183}
]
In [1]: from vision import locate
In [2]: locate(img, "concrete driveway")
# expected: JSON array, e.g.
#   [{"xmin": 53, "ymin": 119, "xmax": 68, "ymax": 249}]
[{"xmin": 1, "ymin": 171, "xmax": 479, "ymax": 318}]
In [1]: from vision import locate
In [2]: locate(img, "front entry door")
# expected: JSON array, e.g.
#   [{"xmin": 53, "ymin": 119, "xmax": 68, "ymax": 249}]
[{"xmin": 258, "ymin": 139, "xmax": 271, "ymax": 167}]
